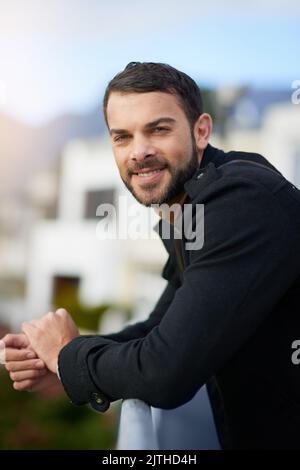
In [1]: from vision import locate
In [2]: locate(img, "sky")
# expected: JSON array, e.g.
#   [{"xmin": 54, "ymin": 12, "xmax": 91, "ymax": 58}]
[{"xmin": 0, "ymin": 0, "xmax": 299, "ymax": 125}]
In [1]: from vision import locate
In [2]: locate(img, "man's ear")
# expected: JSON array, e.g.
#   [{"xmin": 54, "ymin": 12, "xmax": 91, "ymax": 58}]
[{"xmin": 193, "ymin": 113, "xmax": 213, "ymax": 153}]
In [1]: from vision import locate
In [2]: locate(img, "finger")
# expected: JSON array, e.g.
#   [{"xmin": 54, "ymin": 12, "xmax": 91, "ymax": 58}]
[
  {"xmin": 5, "ymin": 358, "xmax": 45, "ymax": 372},
  {"xmin": 21, "ymin": 323, "xmax": 37, "ymax": 340},
  {"xmin": 56, "ymin": 308, "xmax": 68, "ymax": 316},
  {"xmin": 13, "ymin": 379, "xmax": 35, "ymax": 392},
  {"xmin": 4, "ymin": 348, "xmax": 36, "ymax": 362},
  {"xmin": 10, "ymin": 368, "xmax": 47, "ymax": 382},
  {"xmin": 0, "ymin": 333, "xmax": 30, "ymax": 349},
  {"xmin": 13, "ymin": 378, "xmax": 50, "ymax": 393}
]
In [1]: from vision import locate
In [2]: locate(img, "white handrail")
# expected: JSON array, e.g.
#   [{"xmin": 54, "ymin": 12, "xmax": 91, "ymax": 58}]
[{"xmin": 117, "ymin": 399, "xmax": 159, "ymax": 450}]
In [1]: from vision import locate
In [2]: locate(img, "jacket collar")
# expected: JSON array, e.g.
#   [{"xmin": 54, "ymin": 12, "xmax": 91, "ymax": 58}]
[{"xmin": 183, "ymin": 143, "xmax": 223, "ymax": 200}]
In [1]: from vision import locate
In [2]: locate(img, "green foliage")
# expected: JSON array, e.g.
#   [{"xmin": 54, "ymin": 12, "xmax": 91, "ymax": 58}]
[
  {"xmin": 58, "ymin": 300, "xmax": 112, "ymax": 332},
  {"xmin": 0, "ymin": 370, "xmax": 120, "ymax": 450},
  {"xmin": 53, "ymin": 282, "xmax": 132, "ymax": 332}
]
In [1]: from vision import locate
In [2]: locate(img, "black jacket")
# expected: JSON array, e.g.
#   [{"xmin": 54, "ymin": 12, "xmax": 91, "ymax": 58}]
[{"xmin": 58, "ymin": 144, "xmax": 300, "ymax": 449}]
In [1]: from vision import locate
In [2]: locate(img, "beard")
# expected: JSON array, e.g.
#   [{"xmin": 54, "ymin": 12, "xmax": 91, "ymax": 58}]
[{"xmin": 121, "ymin": 136, "xmax": 199, "ymax": 207}]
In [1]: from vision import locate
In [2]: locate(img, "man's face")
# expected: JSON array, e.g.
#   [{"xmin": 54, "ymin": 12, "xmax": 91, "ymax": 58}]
[{"xmin": 106, "ymin": 91, "xmax": 200, "ymax": 206}]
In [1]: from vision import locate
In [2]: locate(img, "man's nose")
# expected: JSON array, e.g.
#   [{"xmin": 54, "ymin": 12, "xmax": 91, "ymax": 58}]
[{"xmin": 130, "ymin": 135, "xmax": 155, "ymax": 161}]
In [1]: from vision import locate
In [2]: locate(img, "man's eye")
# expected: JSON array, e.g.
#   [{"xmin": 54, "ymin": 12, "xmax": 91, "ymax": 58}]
[
  {"xmin": 114, "ymin": 135, "xmax": 128, "ymax": 142},
  {"xmin": 154, "ymin": 127, "xmax": 169, "ymax": 133}
]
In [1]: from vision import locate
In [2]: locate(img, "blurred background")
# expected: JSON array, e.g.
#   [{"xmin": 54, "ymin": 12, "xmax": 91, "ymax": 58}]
[{"xmin": 0, "ymin": 0, "xmax": 299, "ymax": 450}]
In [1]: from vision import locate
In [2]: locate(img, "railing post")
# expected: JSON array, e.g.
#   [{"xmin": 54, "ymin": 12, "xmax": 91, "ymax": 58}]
[{"xmin": 117, "ymin": 399, "xmax": 159, "ymax": 450}]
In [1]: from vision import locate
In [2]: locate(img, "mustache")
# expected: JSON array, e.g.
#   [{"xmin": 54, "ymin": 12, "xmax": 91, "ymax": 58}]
[{"xmin": 127, "ymin": 158, "xmax": 168, "ymax": 176}]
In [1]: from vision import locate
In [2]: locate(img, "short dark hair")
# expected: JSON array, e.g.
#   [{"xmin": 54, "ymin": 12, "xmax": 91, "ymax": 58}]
[{"xmin": 103, "ymin": 61, "xmax": 203, "ymax": 129}]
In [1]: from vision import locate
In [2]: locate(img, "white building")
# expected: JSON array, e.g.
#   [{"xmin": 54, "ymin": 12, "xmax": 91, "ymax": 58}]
[{"xmin": 223, "ymin": 99, "xmax": 300, "ymax": 185}]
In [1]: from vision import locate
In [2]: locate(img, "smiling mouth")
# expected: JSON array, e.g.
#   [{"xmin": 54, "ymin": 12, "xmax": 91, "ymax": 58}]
[
  {"xmin": 134, "ymin": 169, "xmax": 164, "ymax": 177},
  {"xmin": 132, "ymin": 165, "xmax": 167, "ymax": 177},
  {"xmin": 131, "ymin": 166, "xmax": 168, "ymax": 187}
]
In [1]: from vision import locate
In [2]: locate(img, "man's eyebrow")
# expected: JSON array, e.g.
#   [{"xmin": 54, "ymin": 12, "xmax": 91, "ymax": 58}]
[
  {"xmin": 144, "ymin": 117, "xmax": 176, "ymax": 129},
  {"xmin": 109, "ymin": 117, "xmax": 176, "ymax": 135}
]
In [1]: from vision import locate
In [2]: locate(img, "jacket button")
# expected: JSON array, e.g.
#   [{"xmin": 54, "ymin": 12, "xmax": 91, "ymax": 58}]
[{"xmin": 91, "ymin": 392, "xmax": 103, "ymax": 404}]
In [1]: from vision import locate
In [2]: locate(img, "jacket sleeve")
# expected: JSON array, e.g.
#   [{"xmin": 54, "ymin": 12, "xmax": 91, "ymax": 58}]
[
  {"xmin": 58, "ymin": 176, "xmax": 300, "ymax": 412},
  {"xmin": 57, "ymin": 278, "xmax": 178, "ymax": 411}
]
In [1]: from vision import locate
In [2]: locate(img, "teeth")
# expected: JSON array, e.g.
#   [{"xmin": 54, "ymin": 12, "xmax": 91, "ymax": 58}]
[{"xmin": 137, "ymin": 169, "xmax": 163, "ymax": 177}]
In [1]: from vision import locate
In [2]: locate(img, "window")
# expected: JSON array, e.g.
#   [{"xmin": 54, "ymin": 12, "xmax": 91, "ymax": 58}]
[{"xmin": 52, "ymin": 275, "xmax": 80, "ymax": 308}]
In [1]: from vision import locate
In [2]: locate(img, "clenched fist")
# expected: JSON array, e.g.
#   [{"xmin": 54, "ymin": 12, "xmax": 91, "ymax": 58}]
[{"xmin": 22, "ymin": 308, "xmax": 79, "ymax": 373}]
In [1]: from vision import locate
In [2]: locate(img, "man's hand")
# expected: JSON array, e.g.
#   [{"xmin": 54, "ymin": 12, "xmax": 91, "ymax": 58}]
[
  {"xmin": 1, "ymin": 333, "xmax": 64, "ymax": 393},
  {"xmin": 22, "ymin": 308, "xmax": 79, "ymax": 373}
]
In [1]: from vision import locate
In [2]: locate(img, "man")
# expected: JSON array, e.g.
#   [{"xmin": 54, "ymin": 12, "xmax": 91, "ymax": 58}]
[{"xmin": 2, "ymin": 62, "xmax": 300, "ymax": 449}]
